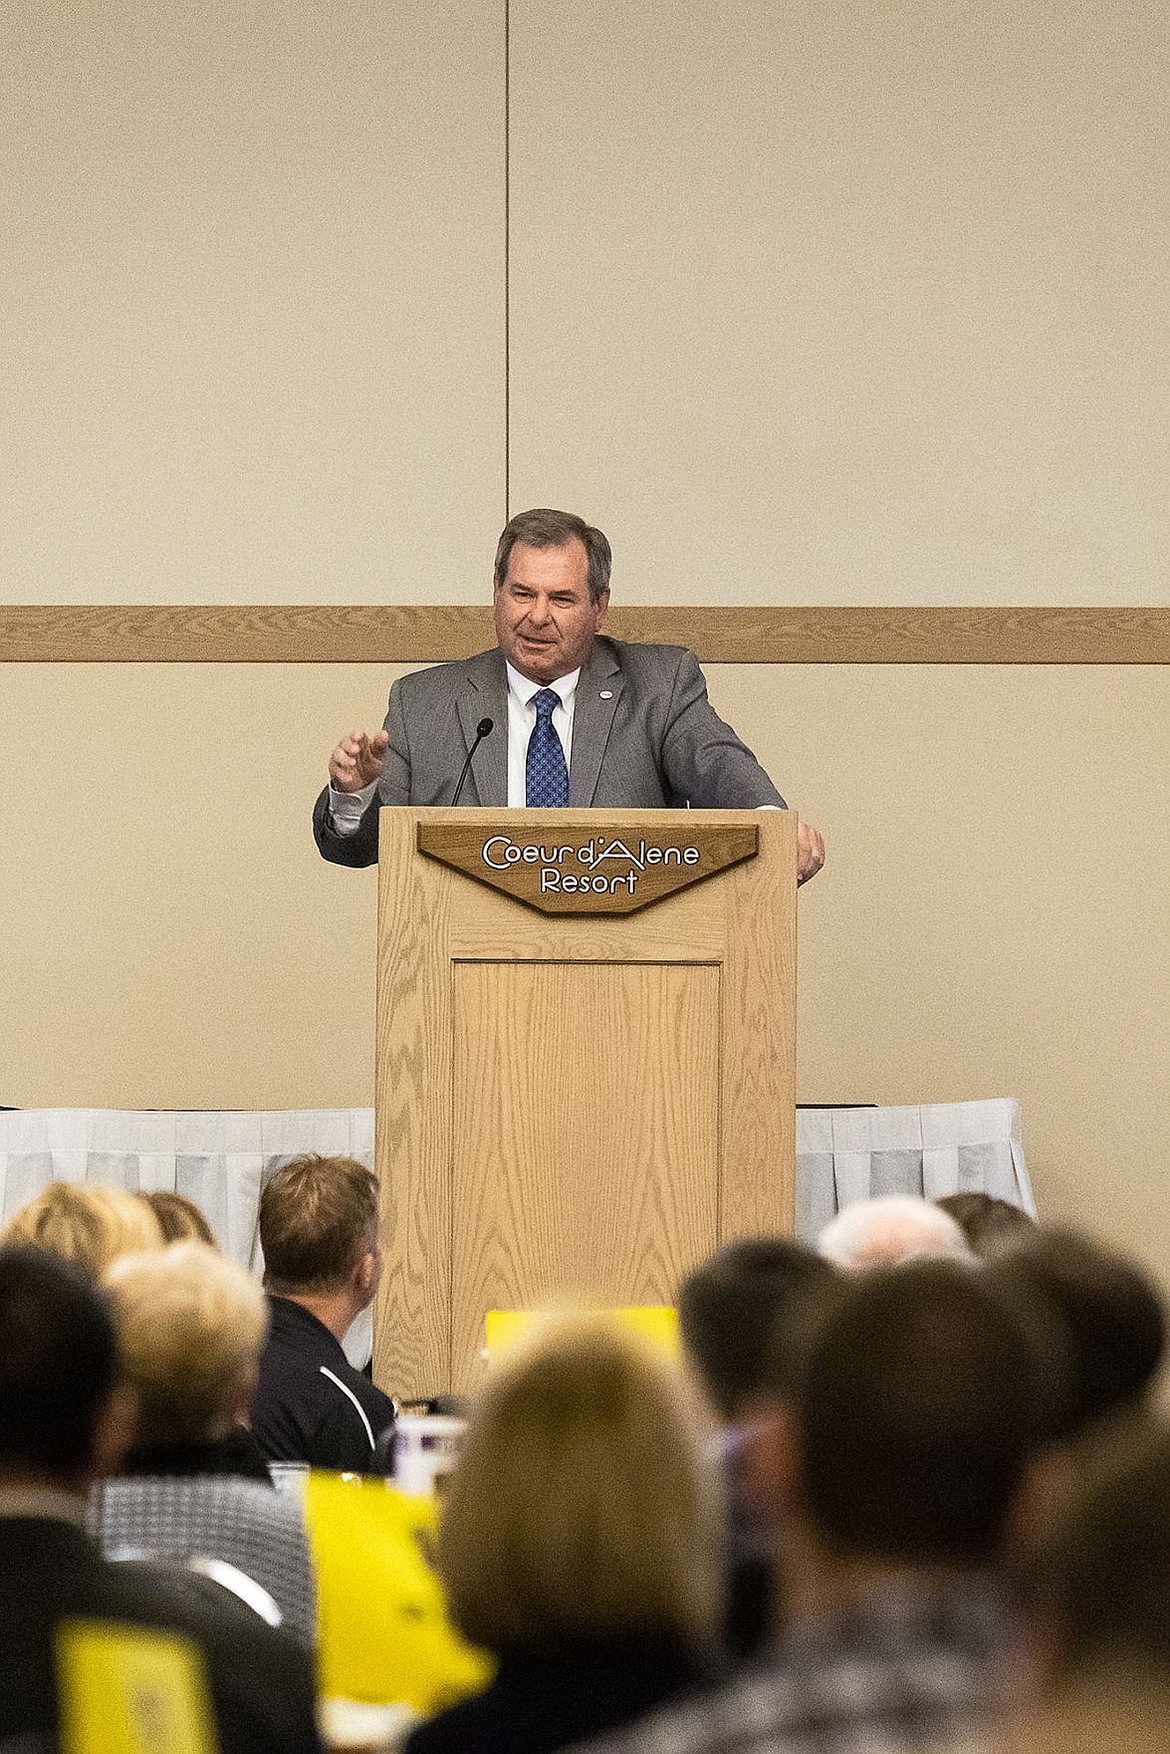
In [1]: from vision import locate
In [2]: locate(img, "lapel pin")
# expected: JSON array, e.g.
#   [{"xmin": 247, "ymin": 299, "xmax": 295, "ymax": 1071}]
[{"xmin": 600, "ymin": 690, "xmax": 613, "ymax": 699}]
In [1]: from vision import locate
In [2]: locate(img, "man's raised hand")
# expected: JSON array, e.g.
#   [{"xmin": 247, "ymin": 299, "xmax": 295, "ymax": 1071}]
[{"xmin": 328, "ymin": 729, "xmax": 389, "ymax": 794}]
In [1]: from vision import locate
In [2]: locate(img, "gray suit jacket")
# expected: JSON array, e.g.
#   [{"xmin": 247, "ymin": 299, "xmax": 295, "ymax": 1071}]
[{"xmin": 313, "ymin": 636, "xmax": 785, "ymax": 868}]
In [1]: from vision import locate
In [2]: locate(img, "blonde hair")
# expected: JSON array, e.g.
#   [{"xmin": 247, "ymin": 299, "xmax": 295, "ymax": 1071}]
[
  {"xmin": 104, "ymin": 1242, "xmax": 268, "ymax": 1446},
  {"xmin": 438, "ymin": 1317, "xmax": 722, "ymax": 1653},
  {"xmin": 3, "ymin": 1182, "xmax": 164, "ymax": 1278}
]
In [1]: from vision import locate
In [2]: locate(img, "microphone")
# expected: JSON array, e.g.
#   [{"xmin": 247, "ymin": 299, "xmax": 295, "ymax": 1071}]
[{"xmin": 451, "ymin": 718, "xmax": 494, "ymax": 806}]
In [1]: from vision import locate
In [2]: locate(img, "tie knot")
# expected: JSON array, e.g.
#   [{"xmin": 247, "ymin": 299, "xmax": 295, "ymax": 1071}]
[{"xmin": 533, "ymin": 688, "xmax": 560, "ymax": 720}]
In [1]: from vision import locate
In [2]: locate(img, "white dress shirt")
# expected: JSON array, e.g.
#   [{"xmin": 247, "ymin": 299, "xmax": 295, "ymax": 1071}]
[{"xmin": 502, "ymin": 663, "xmax": 578, "ymax": 807}]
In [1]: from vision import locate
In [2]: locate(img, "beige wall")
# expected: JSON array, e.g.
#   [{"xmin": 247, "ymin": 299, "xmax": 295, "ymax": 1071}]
[
  {"xmin": 509, "ymin": 0, "xmax": 1169, "ymax": 605},
  {"xmin": 3, "ymin": 0, "xmax": 505, "ymax": 602},
  {"xmin": 5, "ymin": 1, "xmax": 1165, "ymax": 606},
  {"xmin": 2, "ymin": 6, "xmax": 1167, "ymax": 1286}
]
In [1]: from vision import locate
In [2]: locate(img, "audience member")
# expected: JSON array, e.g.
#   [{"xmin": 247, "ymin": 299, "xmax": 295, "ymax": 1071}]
[
  {"xmin": 0, "ymin": 1244, "xmax": 320, "ymax": 1753},
  {"xmin": 92, "ymin": 1242, "xmax": 316, "ymax": 1642},
  {"xmin": 250, "ymin": 1154, "xmax": 395, "ymax": 1473},
  {"xmin": 936, "ymin": 1192, "xmax": 1035, "ymax": 1258},
  {"xmin": 678, "ymin": 1238, "xmax": 836, "ymax": 1426},
  {"xmin": 996, "ymin": 1418, "xmax": 1170, "ymax": 1753},
  {"xmin": 405, "ymin": 1316, "xmax": 722, "ymax": 1754},
  {"xmin": 817, "ymin": 1194, "xmax": 971, "ymax": 1270},
  {"xmin": 579, "ymin": 1259, "xmax": 1054, "ymax": 1754},
  {"xmin": 678, "ymin": 1237, "xmax": 836, "ymax": 1662},
  {"xmin": 985, "ymin": 1226, "xmax": 1166, "ymax": 1439},
  {"xmin": 3, "ymin": 1180, "xmax": 163, "ymax": 1277},
  {"xmin": 140, "ymin": 1188, "xmax": 218, "ymax": 1245}
]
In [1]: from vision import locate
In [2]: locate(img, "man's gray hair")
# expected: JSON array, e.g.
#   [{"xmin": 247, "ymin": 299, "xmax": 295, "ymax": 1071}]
[
  {"xmin": 493, "ymin": 508, "xmax": 612, "ymax": 604},
  {"xmin": 818, "ymin": 1195, "xmax": 972, "ymax": 1272}
]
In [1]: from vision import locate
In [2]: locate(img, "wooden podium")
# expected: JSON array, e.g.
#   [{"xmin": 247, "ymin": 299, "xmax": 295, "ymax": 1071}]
[{"xmin": 373, "ymin": 808, "xmax": 797, "ymax": 1397}]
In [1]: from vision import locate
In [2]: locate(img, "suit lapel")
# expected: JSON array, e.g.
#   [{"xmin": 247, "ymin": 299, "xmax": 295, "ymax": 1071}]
[
  {"xmin": 569, "ymin": 641, "xmax": 623, "ymax": 806},
  {"xmin": 456, "ymin": 649, "xmax": 508, "ymax": 805}
]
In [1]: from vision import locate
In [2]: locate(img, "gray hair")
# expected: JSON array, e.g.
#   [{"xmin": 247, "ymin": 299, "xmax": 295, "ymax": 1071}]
[
  {"xmin": 818, "ymin": 1196, "xmax": 972, "ymax": 1272},
  {"xmin": 493, "ymin": 508, "xmax": 612, "ymax": 604}
]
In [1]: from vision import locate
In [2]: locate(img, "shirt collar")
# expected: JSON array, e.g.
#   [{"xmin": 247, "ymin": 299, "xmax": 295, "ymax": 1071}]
[{"xmin": 505, "ymin": 663, "xmax": 580, "ymax": 711}]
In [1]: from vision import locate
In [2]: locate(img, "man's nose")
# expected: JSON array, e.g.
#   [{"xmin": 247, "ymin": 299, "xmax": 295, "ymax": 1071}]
[{"xmin": 526, "ymin": 594, "xmax": 553, "ymax": 625}]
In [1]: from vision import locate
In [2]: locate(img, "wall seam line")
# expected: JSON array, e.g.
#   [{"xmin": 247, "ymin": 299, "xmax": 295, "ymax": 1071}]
[{"xmin": 504, "ymin": 0, "xmax": 511, "ymax": 521}]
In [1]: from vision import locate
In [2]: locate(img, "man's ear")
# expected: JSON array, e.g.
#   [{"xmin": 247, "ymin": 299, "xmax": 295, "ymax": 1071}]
[
  {"xmin": 90, "ymin": 1383, "xmax": 139, "ymax": 1480},
  {"xmin": 354, "ymin": 1247, "xmax": 380, "ymax": 1307},
  {"xmin": 737, "ymin": 1400, "xmax": 804, "ymax": 1525}
]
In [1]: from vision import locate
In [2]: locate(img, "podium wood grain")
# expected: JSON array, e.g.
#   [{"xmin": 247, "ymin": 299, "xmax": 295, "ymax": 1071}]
[{"xmin": 374, "ymin": 808, "xmax": 796, "ymax": 1395}]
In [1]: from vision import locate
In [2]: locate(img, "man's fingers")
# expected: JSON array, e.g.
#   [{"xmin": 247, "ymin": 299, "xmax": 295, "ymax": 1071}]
[
  {"xmin": 329, "ymin": 728, "xmax": 378, "ymax": 792},
  {"xmin": 356, "ymin": 729, "xmax": 388, "ymax": 783},
  {"xmin": 796, "ymin": 820, "xmax": 826, "ymax": 886}
]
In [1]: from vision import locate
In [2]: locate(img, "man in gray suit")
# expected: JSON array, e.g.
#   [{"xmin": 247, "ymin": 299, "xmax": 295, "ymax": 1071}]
[{"xmin": 313, "ymin": 508, "xmax": 824, "ymax": 882}]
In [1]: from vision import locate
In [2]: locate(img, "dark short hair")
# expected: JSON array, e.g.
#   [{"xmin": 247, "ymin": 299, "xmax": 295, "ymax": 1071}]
[
  {"xmin": 0, "ymin": 1245, "xmax": 119, "ymax": 1482},
  {"xmin": 678, "ymin": 1237, "xmax": 835, "ymax": 1422},
  {"xmin": 935, "ymin": 1192, "xmax": 1034, "ymax": 1258},
  {"xmin": 796, "ymin": 1260, "xmax": 1041, "ymax": 1565},
  {"xmin": 259, "ymin": 1154, "xmax": 380, "ymax": 1296},
  {"xmin": 985, "ymin": 1227, "xmax": 1166, "ymax": 1437},
  {"xmin": 493, "ymin": 508, "xmax": 612, "ymax": 604}
]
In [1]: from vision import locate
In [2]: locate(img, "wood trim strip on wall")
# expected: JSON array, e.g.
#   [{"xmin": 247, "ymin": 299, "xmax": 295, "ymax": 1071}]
[{"xmin": 1, "ymin": 605, "xmax": 1167, "ymax": 664}]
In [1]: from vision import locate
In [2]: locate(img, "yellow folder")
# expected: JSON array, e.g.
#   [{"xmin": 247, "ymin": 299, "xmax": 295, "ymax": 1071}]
[{"xmin": 304, "ymin": 1471, "xmax": 492, "ymax": 1713}]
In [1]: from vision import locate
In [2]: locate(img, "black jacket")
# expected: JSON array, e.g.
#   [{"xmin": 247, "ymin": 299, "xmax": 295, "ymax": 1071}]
[
  {"xmin": 0, "ymin": 1515, "xmax": 320, "ymax": 1754},
  {"xmin": 251, "ymin": 1295, "xmax": 396, "ymax": 1474},
  {"xmin": 403, "ymin": 1629, "xmax": 715, "ymax": 1754}
]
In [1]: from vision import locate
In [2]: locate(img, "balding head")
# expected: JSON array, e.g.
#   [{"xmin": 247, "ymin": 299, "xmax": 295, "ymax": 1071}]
[{"xmin": 818, "ymin": 1196, "xmax": 971, "ymax": 1272}]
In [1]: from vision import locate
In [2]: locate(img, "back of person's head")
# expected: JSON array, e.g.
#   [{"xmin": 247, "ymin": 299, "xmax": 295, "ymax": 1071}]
[
  {"xmin": 986, "ymin": 1227, "xmax": 1166, "ymax": 1437},
  {"xmin": 3, "ymin": 1181, "xmax": 163, "ymax": 1279},
  {"xmin": 104, "ymin": 1242, "xmax": 268, "ymax": 1449},
  {"xmin": 818, "ymin": 1194, "xmax": 971, "ymax": 1271},
  {"xmin": 935, "ymin": 1192, "xmax": 1035, "ymax": 1258},
  {"xmin": 1025, "ymin": 1418, "xmax": 1170, "ymax": 1699},
  {"xmin": 139, "ymin": 1190, "xmax": 217, "ymax": 1247},
  {"xmin": 438, "ymin": 1317, "xmax": 721, "ymax": 1654},
  {"xmin": 793, "ymin": 1259, "xmax": 1042, "ymax": 1566},
  {"xmin": 0, "ymin": 1244, "xmax": 120, "ymax": 1486},
  {"xmin": 678, "ymin": 1237, "xmax": 835, "ymax": 1423},
  {"xmin": 259, "ymin": 1154, "xmax": 379, "ymax": 1296}
]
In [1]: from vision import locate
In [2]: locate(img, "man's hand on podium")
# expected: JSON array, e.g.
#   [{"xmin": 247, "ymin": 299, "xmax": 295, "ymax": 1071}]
[
  {"xmin": 797, "ymin": 819, "xmax": 825, "ymax": 886},
  {"xmin": 328, "ymin": 728, "xmax": 389, "ymax": 793}
]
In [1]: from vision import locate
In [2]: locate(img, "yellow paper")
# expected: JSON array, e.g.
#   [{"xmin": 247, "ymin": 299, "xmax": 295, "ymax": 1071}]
[
  {"xmin": 485, "ymin": 1305, "xmax": 680, "ymax": 1361},
  {"xmin": 57, "ymin": 1620, "xmax": 216, "ymax": 1754},
  {"xmin": 304, "ymin": 1472, "xmax": 492, "ymax": 1713}
]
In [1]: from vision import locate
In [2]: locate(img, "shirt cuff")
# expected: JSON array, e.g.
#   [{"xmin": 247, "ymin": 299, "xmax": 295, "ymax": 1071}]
[{"xmin": 328, "ymin": 780, "xmax": 377, "ymax": 836}]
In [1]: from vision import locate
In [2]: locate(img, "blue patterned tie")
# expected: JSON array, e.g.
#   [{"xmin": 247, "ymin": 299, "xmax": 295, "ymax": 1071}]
[{"xmin": 525, "ymin": 688, "xmax": 569, "ymax": 807}]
